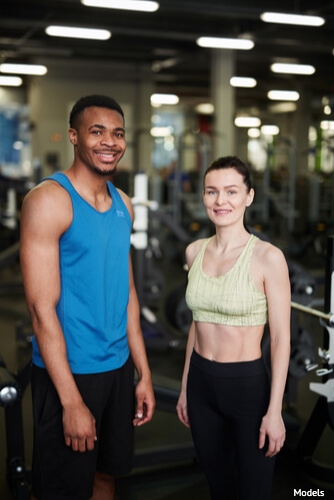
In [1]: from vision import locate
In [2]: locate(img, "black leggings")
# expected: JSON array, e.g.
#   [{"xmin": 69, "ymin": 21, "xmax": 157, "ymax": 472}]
[{"xmin": 187, "ymin": 350, "xmax": 275, "ymax": 500}]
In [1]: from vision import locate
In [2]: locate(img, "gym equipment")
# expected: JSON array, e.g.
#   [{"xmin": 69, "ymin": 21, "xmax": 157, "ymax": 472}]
[
  {"xmin": 165, "ymin": 283, "xmax": 192, "ymax": 336},
  {"xmin": 0, "ymin": 355, "xmax": 31, "ymax": 499},
  {"xmin": 294, "ymin": 235, "xmax": 334, "ymax": 483},
  {"xmin": 291, "ymin": 301, "xmax": 334, "ymax": 326},
  {"xmin": 133, "ymin": 378, "xmax": 196, "ymax": 468},
  {"xmin": 131, "ymin": 173, "xmax": 182, "ymax": 350},
  {"xmin": 289, "ymin": 328, "xmax": 318, "ymax": 379}
]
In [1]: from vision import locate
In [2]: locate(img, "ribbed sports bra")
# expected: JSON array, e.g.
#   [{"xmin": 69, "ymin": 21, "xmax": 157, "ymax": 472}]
[{"xmin": 185, "ymin": 234, "xmax": 268, "ymax": 326}]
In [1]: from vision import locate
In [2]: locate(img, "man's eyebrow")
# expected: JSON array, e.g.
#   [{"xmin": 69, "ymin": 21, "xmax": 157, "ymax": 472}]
[
  {"xmin": 89, "ymin": 124, "xmax": 106, "ymax": 130},
  {"xmin": 88, "ymin": 124, "xmax": 125, "ymax": 133}
]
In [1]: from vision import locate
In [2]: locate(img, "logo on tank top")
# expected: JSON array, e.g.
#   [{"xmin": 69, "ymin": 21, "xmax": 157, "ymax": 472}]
[{"xmin": 116, "ymin": 210, "xmax": 125, "ymax": 218}]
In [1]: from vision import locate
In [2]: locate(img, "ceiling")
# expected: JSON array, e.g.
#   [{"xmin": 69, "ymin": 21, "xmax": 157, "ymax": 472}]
[{"xmin": 1, "ymin": 0, "xmax": 334, "ymax": 118}]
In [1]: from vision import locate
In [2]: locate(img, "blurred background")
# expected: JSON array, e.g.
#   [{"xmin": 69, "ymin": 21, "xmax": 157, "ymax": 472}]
[{"xmin": 1, "ymin": 1, "xmax": 334, "ymax": 498}]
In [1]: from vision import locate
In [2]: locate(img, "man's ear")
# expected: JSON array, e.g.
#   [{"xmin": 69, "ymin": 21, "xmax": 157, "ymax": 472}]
[{"xmin": 68, "ymin": 128, "xmax": 77, "ymax": 146}]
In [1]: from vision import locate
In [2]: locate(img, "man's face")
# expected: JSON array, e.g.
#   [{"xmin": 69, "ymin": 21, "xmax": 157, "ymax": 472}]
[{"xmin": 69, "ymin": 106, "xmax": 126, "ymax": 176}]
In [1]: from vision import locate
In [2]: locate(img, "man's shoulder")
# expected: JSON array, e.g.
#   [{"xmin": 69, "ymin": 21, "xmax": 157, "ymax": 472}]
[
  {"xmin": 21, "ymin": 179, "xmax": 72, "ymax": 231},
  {"xmin": 26, "ymin": 178, "xmax": 70, "ymax": 204}
]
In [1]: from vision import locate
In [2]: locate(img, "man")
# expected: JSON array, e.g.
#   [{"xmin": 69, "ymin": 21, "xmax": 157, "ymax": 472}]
[{"xmin": 20, "ymin": 95, "xmax": 156, "ymax": 500}]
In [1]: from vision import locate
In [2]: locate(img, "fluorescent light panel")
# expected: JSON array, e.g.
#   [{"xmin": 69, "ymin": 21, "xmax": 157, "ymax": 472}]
[
  {"xmin": 81, "ymin": 0, "xmax": 159, "ymax": 12},
  {"xmin": 261, "ymin": 12, "xmax": 325, "ymax": 27},
  {"xmin": 248, "ymin": 128, "xmax": 261, "ymax": 138},
  {"xmin": 230, "ymin": 76, "xmax": 257, "ymax": 88},
  {"xmin": 267, "ymin": 90, "xmax": 300, "ymax": 101},
  {"xmin": 151, "ymin": 126, "xmax": 173, "ymax": 137},
  {"xmin": 271, "ymin": 63, "xmax": 315, "ymax": 75},
  {"xmin": 0, "ymin": 63, "xmax": 48, "ymax": 75},
  {"xmin": 150, "ymin": 93, "xmax": 179, "ymax": 105},
  {"xmin": 268, "ymin": 102, "xmax": 297, "ymax": 113},
  {"xmin": 46, "ymin": 26, "xmax": 111, "ymax": 40},
  {"xmin": 234, "ymin": 117, "xmax": 261, "ymax": 128},
  {"xmin": 195, "ymin": 103, "xmax": 214, "ymax": 115},
  {"xmin": 0, "ymin": 76, "xmax": 23, "ymax": 86},
  {"xmin": 320, "ymin": 121, "xmax": 334, "ymax": 131},
  {"xmin": 197, "ymin": 37, "xmax": 254, "ymax": 50},
  {"xmin": 261, "ymin": 125, "xmax": 280, "ymax": 136}
]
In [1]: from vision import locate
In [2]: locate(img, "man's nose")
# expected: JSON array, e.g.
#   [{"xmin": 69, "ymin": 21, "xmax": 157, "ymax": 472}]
[{"xmin": 101, "ymin": 133, "xmax": 116, "ymax": 146}]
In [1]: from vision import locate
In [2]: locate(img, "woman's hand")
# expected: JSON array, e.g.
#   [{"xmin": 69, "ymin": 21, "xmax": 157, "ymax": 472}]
[
  {"xmin": 259, "ymin": 411, "xmax": 286, "ymax": 457},
  {"xmin": 176, "ymin": 390, "xmax": 190, "ymax": 428}
]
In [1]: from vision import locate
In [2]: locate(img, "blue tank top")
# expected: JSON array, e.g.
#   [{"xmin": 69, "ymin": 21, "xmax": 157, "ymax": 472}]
[{"xmin": 31, "ymin": 172, "xmax": 132, "ymax": 374}]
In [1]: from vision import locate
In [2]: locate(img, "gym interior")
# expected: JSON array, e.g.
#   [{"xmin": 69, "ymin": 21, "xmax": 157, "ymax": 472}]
[{"xmin": 1, "ymin": 1, "xmax": 334, "ymax": 498}]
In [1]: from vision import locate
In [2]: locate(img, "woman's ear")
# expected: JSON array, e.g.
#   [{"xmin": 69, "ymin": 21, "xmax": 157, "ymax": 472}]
[{"xmin": 246, "ymin": 188, "xmax": 255, "ymax": 207}]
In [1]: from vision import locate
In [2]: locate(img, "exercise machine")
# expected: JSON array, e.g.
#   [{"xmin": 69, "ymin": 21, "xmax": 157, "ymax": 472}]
[
  {"xmin": 294, "ymin": 235, "xmax": 334, "ymax": 483},
  {"xmin": 0, "ymin": 355, "xmax": 31, "ymax": 499}
]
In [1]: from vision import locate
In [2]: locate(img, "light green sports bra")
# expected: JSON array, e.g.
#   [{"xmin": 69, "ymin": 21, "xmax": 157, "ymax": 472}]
[{"xmin": 185, "ymin": 234, "xmax": 268, "ymax": 326}]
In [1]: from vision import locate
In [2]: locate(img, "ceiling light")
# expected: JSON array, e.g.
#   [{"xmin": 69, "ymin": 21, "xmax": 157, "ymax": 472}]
[
  {"xmin": 150, "ymin": 93, "xmax": 179, "ymax": 106},
  {"xmin": 81, "ymin": 0, "xmax": 159, "ymax": 12},
  {"xmin": 320, "ymin": 120, "xmax": 334, "ymax": 131},
  {"xmin": 267, "ymin": 90, "xmax": 300, "ymax": 101},
  {"xmin": 197, "ymin": 37, "xmax": 254, "ymax": 50},
  {"xmin": 0, "ymin": 63, "xmax": 48, "ymax": 75},
  {"xmin": 0, "ymin": 76, "xmax": 23, "ymax": 86},
  {"xmin": 150, "ymin": 127, "xmax": 174, "ymax": 137},
  {"xmin": 234, "ymin": 117, "xmax": 261, "ymax": 128},
  {"xmin": 248, "ymin": 128, "xmax": 261, "ymax": 138},
  {"xmin": 46, "ymin": 26, "xmax": 111, "ymax": 40},
  {"xmin": 195, "ymin": 103, "xmax": 214, "ymax": 115},
  {"xmin": 261, "ymin": 12, "xmax": 325, "ymax": 27},
  {"xmin": 268, "ymin": 102, "xmax": 297, "ymax": 113},
  {"xmin": 324, "ymin": 105, "xmax": 332, "ymax": 115},
  {"xmin": 230, "ymin": 76, "xmax": 257, "ymax": 88},
  {"xmin": 261, "ymin": 125, "xmax": 280, "ymax": 136},
  {"xmin": 270, "ymin": 63, "xmax": 315, "ymax": 75}
]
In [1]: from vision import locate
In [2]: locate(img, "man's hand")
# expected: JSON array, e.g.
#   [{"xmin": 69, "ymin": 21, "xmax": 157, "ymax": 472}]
[
  {"xmin": 132, "ymin": 378, "xmax": 155, "ymax": 427},
  {"xmin": 63, "ymin": 402, "xmax": 97, "ymax": 452}
]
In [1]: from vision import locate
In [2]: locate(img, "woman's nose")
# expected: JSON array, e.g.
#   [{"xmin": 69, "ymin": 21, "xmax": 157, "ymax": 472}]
[{"xmin": 216, "ymin": 191, "xmax": 226, "ymax": 204}]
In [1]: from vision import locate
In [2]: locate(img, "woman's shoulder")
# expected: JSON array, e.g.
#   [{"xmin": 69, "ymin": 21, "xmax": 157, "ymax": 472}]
[
  {"xmin": 253, "ymin": 236, "xmax": 287, "ymax": 269},
  {"xmin": 186, "ymin": 237, "xmax": 211, "ymax": 269}
]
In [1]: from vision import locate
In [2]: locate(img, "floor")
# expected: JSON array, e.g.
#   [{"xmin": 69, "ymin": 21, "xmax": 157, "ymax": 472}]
[{"xmin": 1, "ymin": 244, "xmax": 334, "ymax": 500}]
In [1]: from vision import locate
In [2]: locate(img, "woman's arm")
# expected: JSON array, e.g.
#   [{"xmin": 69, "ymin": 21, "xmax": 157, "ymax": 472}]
[
  {"xmin": 259, "ymin": 245, "xmax": 291, "ymax": 457},
  {"xmin": 176, "ymin": 240, "xmax": 203, "ymax": 427},
  {"xmin": 176, "ymin": 320, "xmax": 196, "ymax": 427}
]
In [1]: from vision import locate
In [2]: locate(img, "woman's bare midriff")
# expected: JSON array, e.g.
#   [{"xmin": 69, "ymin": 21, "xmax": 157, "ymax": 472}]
[{"xmin": 194, "ymin": 321, "xmax": 265, "ymax": 362}]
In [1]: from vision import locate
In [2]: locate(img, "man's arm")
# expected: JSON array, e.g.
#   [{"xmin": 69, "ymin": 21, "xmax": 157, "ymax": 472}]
[
  {"xmin": 118, "ymin": 188, "xmax": 155, "ymax": 426},
  {"xmin": 127, "ymin": 254, "xmax": 155, "ymax": 426},
  {"xmin": 20, "ymin": 182, "xmax": 97, "ymax": 452}
]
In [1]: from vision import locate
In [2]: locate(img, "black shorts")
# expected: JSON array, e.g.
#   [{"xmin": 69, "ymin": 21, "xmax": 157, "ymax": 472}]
[{"xmin": 31, "ymin": 356, "xmax": 135, "ymax": 500}]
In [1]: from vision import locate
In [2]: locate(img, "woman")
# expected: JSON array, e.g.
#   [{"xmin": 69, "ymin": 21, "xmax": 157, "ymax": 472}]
[{"xmin": 176, "ymin": 156, "xmax": 290, "ymax": 500}]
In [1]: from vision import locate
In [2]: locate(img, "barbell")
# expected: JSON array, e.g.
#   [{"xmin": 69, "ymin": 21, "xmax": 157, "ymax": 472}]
[{"xmin": 291, "ymin": 301, "xmax": 334, "ymax": 326}]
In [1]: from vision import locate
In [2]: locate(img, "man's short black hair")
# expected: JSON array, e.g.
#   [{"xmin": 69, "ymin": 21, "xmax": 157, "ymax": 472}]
[{"xmin": 69, "ymin": 95, "xmax": 124, "ymax": 128}]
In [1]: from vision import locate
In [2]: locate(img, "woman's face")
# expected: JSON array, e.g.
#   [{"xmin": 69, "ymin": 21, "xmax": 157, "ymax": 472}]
[{"xmin": 202, "ymin": 168, "xmax": 254, "ymax": 228}]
